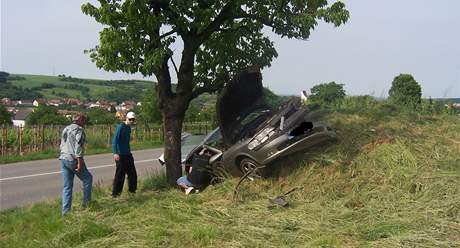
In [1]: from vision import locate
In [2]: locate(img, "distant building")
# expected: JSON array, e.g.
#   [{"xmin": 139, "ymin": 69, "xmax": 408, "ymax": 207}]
[
  {"xmin": 57, "ymin": 110, "xmax": 81, "ymax": 119},
  {"xmin": 12, "ymin": 108, "xmax": 34, "ymax": 127},
  {"xmin": 64, "ymin": 98, "xmax": 82, "ymax": 106},
  {"xmin": 47, "ymin": 99, "xmax": 62, "ymax": 107},
  {"xmin": 18, "ymin": 100, "xmax": 34, "ymax": 107},
  {"xmin": 1, "ymin": 98, "xmax": 13, "ymax": 106}
]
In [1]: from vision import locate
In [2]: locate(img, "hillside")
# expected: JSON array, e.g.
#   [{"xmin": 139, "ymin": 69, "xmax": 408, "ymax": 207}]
[
  {"xmin": 2, "ymin": 74, "xmax": 154, "ymax": 102},
  {"xmin": 1, "ymin": 100, "xmax": 459, "ymax": 247}
]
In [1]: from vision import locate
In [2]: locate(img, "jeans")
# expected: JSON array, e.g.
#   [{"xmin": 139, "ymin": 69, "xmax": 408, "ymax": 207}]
[
  {"xmin": 60, "ymin": 158, "xmax": 93, "ymax": 215},
  {"xmin": 177, "ymin": 176, "xmax": 194, "ymax": 187},
  {"xmin": 112, "ymin": 153, "xmax": 137, "ymax": 197}
]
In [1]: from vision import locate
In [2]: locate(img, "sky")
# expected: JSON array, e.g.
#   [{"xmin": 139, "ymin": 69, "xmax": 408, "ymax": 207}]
[{"xmin": 1, "ymin": 0, "xmax": 459, "ymax": 98}]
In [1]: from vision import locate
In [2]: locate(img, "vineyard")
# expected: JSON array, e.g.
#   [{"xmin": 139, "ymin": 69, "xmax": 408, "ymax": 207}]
[{"xmin": 0, "ymin": 122, "xmax": 213, "ymax": 157}]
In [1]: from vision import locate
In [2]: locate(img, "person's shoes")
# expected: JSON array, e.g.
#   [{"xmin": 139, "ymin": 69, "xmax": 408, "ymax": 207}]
[{"xmin": 185, "ymin": 187, "xmax": 194, "ymax": 195}]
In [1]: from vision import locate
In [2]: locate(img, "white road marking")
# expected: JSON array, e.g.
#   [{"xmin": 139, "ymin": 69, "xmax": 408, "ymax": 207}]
[{"xmin": 0, "ymin": 159, "xmax": 156, "ymax": 182}]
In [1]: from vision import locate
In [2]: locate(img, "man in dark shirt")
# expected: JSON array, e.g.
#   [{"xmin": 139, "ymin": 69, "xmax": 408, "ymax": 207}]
[
  {"xmin": 177, "ymin": 150, "xmax": 213, "ymax": 194},
  {"xmin": 112, "ymin": 111, "xmax": 137, "ymax": 198}
]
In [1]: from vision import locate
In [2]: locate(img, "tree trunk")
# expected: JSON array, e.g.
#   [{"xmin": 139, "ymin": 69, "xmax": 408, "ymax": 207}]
[{"xmin": 163, "ymin": 113, "xmax": 185, "ymax": 185}]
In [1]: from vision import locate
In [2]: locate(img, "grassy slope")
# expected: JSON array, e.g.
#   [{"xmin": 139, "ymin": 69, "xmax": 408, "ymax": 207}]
[
  {"xmin": 1, "ymin": 102, "xmax": 459, "ymax": 247},
  {"xmin": 10, "ymin": 74, "xmax": 151, "ymax": 100}
]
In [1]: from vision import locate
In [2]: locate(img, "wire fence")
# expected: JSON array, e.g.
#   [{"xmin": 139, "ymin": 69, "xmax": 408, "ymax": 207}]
[{"xmin": 0, "ymin": 122, "xmax": 214, "ymax": 157}]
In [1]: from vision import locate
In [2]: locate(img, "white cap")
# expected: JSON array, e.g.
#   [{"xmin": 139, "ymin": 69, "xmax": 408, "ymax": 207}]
[{"xmin": 126, "ymin": 111, "xmax": 136, "ymax": 119}]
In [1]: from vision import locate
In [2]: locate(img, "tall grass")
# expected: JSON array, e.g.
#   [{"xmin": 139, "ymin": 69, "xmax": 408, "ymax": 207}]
[{"xmin": 1, "ymin": 100, "xmax": 459, "ymax": 247}]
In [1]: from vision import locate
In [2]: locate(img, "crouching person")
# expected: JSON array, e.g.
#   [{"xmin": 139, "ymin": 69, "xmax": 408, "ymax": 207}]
[
  {"xmin": 59, "ymin": 114, "xmax": 93, "ymax": 215},
  {"xmin": 177, "ymin": 149, "xmax": 215, "ymax": 195}
]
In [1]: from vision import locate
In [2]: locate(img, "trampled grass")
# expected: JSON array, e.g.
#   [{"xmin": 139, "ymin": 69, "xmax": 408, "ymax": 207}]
[{"xmin": 1, "ymin": 102, "xmax": 459, "ymax": 247}]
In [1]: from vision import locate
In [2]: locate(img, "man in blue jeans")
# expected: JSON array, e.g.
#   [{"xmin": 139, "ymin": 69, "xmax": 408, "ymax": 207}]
[
  {"xmin": 59, "ymin": 114, "xmax": 93, "ymax": 215},
  {"xmin": 112, "ymin": 111, "xmax": 137, "ymax": 197}
]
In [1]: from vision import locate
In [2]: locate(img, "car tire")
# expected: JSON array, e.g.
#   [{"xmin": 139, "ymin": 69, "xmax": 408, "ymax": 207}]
[{"xmin": 239, "ymin": 158, "xmax": 268, "ymax": 179}]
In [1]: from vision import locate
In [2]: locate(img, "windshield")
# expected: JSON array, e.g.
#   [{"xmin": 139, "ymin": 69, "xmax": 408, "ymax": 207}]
[
  {"xmin": 181, "ymin": 134, "xmax": 206, "ymax": 160},
  {"xmin": 232, "ymin": 108, "xmax": 271, "ymax": 141}
]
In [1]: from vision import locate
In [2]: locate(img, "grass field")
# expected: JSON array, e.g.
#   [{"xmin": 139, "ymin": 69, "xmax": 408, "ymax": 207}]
[
  {"xmin": 9, "ymin": 74, "xmax": 152, "ymax": 100},
  {"xmin": 1, "ymin": 101, "xmax": 459, "ymax": 247}
]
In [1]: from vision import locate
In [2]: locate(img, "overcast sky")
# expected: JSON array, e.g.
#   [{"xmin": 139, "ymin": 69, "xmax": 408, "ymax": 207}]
[{"xmin": 2, "ymin": 1, "xmax": 459, "ymax": 98}]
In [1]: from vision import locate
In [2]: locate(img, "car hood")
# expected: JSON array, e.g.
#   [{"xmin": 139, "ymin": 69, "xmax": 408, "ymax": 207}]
[{"xmin": 216, "ymin": 69, "xmax": 266, "ymax": 145}]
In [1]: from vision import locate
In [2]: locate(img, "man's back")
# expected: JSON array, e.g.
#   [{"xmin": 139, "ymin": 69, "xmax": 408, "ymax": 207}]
[{"xmin": 59, "ymin": 123, "xmax": 86, "ymax": 161}]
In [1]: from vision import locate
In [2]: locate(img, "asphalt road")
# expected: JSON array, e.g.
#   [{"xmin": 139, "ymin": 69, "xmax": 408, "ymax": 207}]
[{"xmin": 0, "ymin": 148, "xmax": 164, "ymax": 211}]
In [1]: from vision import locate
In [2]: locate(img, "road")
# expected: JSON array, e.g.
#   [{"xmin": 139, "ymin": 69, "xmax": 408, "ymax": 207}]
[{"xmin": 0, "ymin": 148, "xmax": 164, "ymax": 211}]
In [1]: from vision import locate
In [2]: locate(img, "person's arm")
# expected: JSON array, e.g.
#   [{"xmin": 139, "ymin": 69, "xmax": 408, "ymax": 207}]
[
  {"xmin": 75, "ymin": 129, "xmax": 85, "ymax": 172},
  {"xmin": 112, "ymin": 124, "xmax": 121, "ymax": 161},
  {"xmin": 76, "ymin": 157, "xmax": 83, "ymax": 173}
]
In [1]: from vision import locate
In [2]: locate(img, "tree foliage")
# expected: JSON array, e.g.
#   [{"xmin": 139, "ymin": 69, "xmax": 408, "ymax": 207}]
[
  {"xmin": 26, "ymin": 105, "xmax": 70, "ymax": 126},
  {"xmin": 0, "ymin": 71, "xmax": 9, "ymax": 84},
  {"xmin": 388, "ymin": 74, "xmax": 422, "ymax": 106},
  {"xmin": 86, "ymin": 108, "xmax": 117, "ymax": 125},
  {"xmin": 309, "ymin": 81, "xmax": 346, "ymax": 105},
  {"xmin": 0, "ymin": 104, "xmax": 12, "ymax": 125},
  {"xmin": 137, "ymin": 88, "xmax": 162, "ymax": 124}
]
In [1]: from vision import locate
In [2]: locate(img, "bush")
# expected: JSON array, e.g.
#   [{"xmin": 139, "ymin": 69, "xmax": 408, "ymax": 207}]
[
  {"xmin": 388, "ymin": 74, "xmax": 422, "ymax": 107},
  {"xmin": 0, "ymin": 104, "xmax": 12, "ymax": 125},
  {"xmin": 26, "ymin": 105, "xmax": 70, "ymax": 125},
  {"xmin": 309, "ymin": 81, "xmax": 346, "ymax": 106}
]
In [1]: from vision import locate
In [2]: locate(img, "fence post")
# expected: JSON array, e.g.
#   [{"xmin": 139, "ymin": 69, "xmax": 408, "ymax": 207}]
[
  {"xmin": 1, "ymin": 125, "xmax": 4, "ymax": 156},
  {"xmin": 41, "ymin": 125, "xmax": 45, "ymax": 150},
  {"xmin": 18, "ymin": 126, "xmax": 23, "ymax": 155},
  {"xmin": 160, "ymin": 125, "xmax": 164, "ymax": 143},
  {"xmin": 108, "ymin": 125, "xmax": 112, "ymax": 146}
]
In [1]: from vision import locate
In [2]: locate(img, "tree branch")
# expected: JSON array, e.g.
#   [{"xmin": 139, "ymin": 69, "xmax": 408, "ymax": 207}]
[
  {"xmin": 196, "ymin": 2, "xmax": 236, "ymax": 45},
  {"xmin": 159, "ymin": 29, "xmax": 176, "ymax": 39}
]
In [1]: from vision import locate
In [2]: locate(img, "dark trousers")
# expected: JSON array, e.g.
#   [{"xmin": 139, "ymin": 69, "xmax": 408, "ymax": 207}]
[{"xmin": 112, "ymin": 153, "xmax": 137, "ymax": 197}]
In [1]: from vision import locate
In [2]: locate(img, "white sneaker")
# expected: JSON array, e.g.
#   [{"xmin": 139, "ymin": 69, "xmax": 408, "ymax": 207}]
[{"xmin": 185, "ymin": 187, "xmax": 194, "ymax": 195}]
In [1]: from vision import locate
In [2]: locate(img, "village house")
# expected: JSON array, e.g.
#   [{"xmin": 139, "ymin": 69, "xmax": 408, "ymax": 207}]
[
  {"xmin": 32, "ymin": 99, "xmax": 46, "ymax": 107},
  {"xmin": 17, "ymin": 100, "xmax": 34, "ymax": 107},
  {"xmin": 47, "ymin": 99, "xmax": 62, "ymax": 107},
  {"xmin": 1, "ymin": 98, "xmax": 13, "ymax": 106},
  {"xmin": 64, "ymin": 98, "xmax": 82, "ymax": 106},
  {"xmin": 57, "ymin": 110, "xmax": 82, "ymax": 119},
  {"xmin": 12, "ymin": 108, "xmax": 34, "ymax": 127}
]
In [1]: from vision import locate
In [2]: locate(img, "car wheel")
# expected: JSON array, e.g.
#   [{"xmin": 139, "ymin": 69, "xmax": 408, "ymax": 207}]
[{"xmin": 239, "ymin": 158, "xmax": 266, "ymax": 180}]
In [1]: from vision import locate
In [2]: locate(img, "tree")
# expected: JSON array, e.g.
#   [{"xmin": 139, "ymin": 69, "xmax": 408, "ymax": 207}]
[
  {"xmin": 388, "ymin": 74, "xmax": 422, "ymax": 106},
  {"xmin": 0, "ymin": 71, "xmax": 9, "ymax": 84},
  {"xmin": 82, "ymin": 0, "xmax": 349, "ymax": 185},
  {"xmin": 26, "ymin": 105, "xmax": 70, "ymax": 125},
  {"xmin": 0, "ymin": 104, "xmax": 12, "ymax": 125},
  {"xmin": 309, "ymin": 81, "xmax": 346, "ymax": 105},
  {"xmin": 137, "ymin": 88, "xmax": 162, "ymax": 124},
  {"xmin": 87, "ymin": 108, "xmax": 117, "ymax": 125}
]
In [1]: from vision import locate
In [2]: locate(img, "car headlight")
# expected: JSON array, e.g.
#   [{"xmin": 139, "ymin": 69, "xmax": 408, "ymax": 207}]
[{"xmin": 248, "ymin": 127, "xmax": 275, "ymax": 150}]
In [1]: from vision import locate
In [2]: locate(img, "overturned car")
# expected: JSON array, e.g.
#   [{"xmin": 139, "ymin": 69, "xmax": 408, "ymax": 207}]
[{"xmin": 160, "ymin": 70, "xmax": 336, "ymax": 179}]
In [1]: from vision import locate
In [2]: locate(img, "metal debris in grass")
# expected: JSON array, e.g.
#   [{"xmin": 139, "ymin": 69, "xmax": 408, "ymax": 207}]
[
  {"xmin": 233, "ymin": 164, "xmax": 267, "ymax": 201},
  {"xmin": 268, "ymin": 186, "xmax": 303, "ymax": 209}
]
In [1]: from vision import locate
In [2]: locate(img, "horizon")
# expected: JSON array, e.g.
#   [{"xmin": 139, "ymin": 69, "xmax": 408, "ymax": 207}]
[{"xmin": 3, "ymin": 72, "xmax": 460, "ymax": 101}]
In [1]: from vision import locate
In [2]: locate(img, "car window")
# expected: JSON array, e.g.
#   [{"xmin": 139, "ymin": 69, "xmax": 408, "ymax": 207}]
[
  {"xmin": 181, "ymin": 134, "xmax": 206, "ymax": 160},
  {"xmin": 233, "ymin": 109, "xmax": 271, "ymax": 140},
  {"xmin": 203, "ymin": 128, "xmax": 222, "ymax": 146}
]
